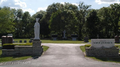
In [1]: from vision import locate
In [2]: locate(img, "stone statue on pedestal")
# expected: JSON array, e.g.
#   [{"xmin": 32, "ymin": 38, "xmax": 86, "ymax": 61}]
[
  {"xmin": 34, "ymin": 18, "xmax": 40, "ymax": 40},
  {"xmin": 33, "ymin": 18, "xmax": 43, "ymax": 56}
]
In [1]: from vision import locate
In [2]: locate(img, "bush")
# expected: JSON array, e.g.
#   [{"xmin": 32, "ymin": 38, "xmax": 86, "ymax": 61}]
[
  {"xmin": 84, "ymin": 44, "xmax": 119, "ymax": 48},
  {"xmin": 2, "ymin": 43, "xmax": 32, "ymax": 49},
  {"xmin": 85, "ymin": 44, "xmax": 91, "ymax": 47}
]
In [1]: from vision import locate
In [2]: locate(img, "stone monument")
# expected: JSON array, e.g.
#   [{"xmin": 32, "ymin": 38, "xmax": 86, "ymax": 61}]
[
  {"xmin": 33, "ymin": 18, "xmax": 43, "ymax": 56},
  {"xmin": 2, "ymin": 18, "xmax": 43, "ymax": 56},
  {"xmin": 115, "ymin": 35, "xmax": 119, "ymax": 43},
  {"xmin": 84, "ymin": 37, "xmax": 89, "ymax": 42},
  {"xmin": 85, "ymin": 39, "xmax": 119, "ymax": 57},
  {"xmin": 34, "ymin": 18, "xmax": 40, "ymax": 40}
]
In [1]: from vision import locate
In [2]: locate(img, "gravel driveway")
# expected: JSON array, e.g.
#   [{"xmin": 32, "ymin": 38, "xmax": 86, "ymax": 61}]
[{"xmin": 0, "ymin": 43, "xmax": 120, "ymax": 67}]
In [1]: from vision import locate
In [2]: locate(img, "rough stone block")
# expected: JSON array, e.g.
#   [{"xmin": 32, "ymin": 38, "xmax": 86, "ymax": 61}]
[
  {"xmin": 2, "ymin": 40, "xmax": 43, "ymax": 56},
  {"xmin": 33, "ymin": 40, "xmax": 43, "ymax": 56},
  {"xmin": 85, "ymin": 46, "xmax": 119, "ymax": 57}
]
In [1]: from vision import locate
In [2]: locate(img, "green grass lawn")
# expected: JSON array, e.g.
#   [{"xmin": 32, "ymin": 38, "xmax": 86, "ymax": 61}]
[
  {"xmin": 80, "ymin": 45, "xmax": 120, "ymax": 63},
  {"xmin": 41, "ymin": 40, "xmax": 88, "ymax": 43},
  {"xmin": 6, "ymin": 39, "xmax": 90, "ymax": 43},
  {"xmin": 0, "ymin": 45, "xmax": 49, "ymax": 63}
]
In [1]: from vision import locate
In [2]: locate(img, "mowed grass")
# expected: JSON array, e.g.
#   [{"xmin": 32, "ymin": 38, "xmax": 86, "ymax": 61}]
[
  {"xmin": 80, "ymin": 45, "xmax": 120, "ymax": 63},
  {"xmin": 12, "ymin": 39, "xmax": 89, "ymax": 43},
  {"xmin": 41, "ymin": 40, "xmax": 87, "ymax": 43},
  {"xmin": 0, "ymin": 45, "xmax": 49, "ymax": 63}
]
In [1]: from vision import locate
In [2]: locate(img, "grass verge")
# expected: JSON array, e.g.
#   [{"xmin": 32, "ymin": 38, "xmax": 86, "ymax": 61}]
[
  {"xmin": 0, "ymin": 45, "xmax": 49, "ymax": 63},
  {"xmin": 11, "ymin": 39, "xmax": 90, "ymax": 44},
  {"xmin": 80, "ymin": 45, "xmax": 120, "ymax": 63},
  {"xmin": 42, "ymin": 46, "xmax": 49, "ymax": 52},
  {"xmin": 41, "ymin": 40, "xmax": 87, "ymax": 43}
]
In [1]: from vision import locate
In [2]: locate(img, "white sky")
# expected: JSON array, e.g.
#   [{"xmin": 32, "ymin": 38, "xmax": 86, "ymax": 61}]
[{"xmin": 0, "ymin": 0, "xmax": 120, "ymax": 16}]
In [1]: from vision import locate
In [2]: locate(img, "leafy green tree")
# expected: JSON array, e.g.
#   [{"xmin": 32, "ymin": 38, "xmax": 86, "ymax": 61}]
[
  {"xmin": 86, "ymin": 10, "xmax": 99, "ymax": 38},
  {"xmin": 0, "ymin": 7, "xmax": 15, "ymax": 35},
  {"xmin": 14, "ymin": 9, "xmax": 23, "ymax": 38},
  {"xmin": 97, "ymin": 7, "xmax": 113, "ymax": 38},
  {"xmin": 40, "ymin": 16, "xmax": 50, "ymax": 38},
  {"xmin": 22, "ymin": 11, "xmax": 31, "ymax": 38},
  {"xmin": 77, "ymin": 2, "xmax": 91, "ymax": 40},
  {"xmin": 49, "ymin": 10, "xmax": 78, "ymax": 37},
  {"xmin": 109, "ymin": 3, "xmax": 120, "ymax": 36},
  {"xmin": 48, "ymin": 3, "xmax": 78, "ymax": 37}
]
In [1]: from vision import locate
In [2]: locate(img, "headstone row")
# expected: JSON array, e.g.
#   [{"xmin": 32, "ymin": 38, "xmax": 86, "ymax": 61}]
[{"xmin": 18, "ymin": 40, "xmax": 32, "ymax": 43}]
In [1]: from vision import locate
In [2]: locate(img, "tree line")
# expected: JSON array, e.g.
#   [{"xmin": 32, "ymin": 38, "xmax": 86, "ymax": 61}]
[{"xmin": 0, "ymin": 2, "xmax": 120, "ymax": 40}]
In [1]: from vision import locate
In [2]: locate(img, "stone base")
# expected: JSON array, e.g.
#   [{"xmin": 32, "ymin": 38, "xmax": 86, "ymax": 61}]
[
  {"xmin": 2, "ymin": 40, "xmax": 43, "ymax": 56},
  {"xmin": 33, "ymin": 39, "xmax": 41, "ymax": 46},
  {"xmin": 32, "ymin": 40, "xmax": 43, "ymax": 56},
  {"xmin": 2, "ymin": 46, "xmax": 33, "ymax": 56},
  {"xmin": 85, "ymin": 46, "xmax": 119, "ymax": 57}
]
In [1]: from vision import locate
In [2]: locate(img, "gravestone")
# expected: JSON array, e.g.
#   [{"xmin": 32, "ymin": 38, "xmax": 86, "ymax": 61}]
[
  {"xmin": 84, "ymin": 37, "xmax": 89, "ymax": 42},
  {"xmin": 7, "ymin": 36, "xmax": 13, "ymax": 43},
  {"xmin": 91, "ymin": 39, "xmax": 114, "ymax": 48},
  {"xmin": 2, "ymin": 36, "xmax": 13, "ymax": 49},
  {"xmin": 71, "ymin": 34, "xmax": 78, "ymax": 41},
  {"xmin": 86, "ymin": 39, "xmax": 119, "ymax": 57},
  {"xmin": 115, "ymin": 35, "xmax": 119, "ymax": 43},
  {"xmin": 7, "ymin": 34, "xmax": 13, "ymax": 37},
  {"xmin": 51, "ymin": 34, "xmax": 57, "ymax": 40},
  {"xmin": 2, "ymin": 36, "xmax": 7, "ymax": 46}
]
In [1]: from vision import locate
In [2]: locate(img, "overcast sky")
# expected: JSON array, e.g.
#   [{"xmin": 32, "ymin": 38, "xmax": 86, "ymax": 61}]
[{"xmin": 0, "ymin": 0, "xmax": 120, "ymax": 16}]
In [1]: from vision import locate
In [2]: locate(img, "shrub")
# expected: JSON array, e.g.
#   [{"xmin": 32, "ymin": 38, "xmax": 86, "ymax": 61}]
[
  {"xmin": 3, "ymin": 43, "xmax": 32, "ymax": 46},
  {"xmin": 85, "ymin": 44, "xmax": 91, "ymax": 47}
]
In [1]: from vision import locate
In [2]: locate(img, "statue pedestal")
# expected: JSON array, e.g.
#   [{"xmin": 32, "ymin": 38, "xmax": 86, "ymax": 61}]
[{"xmin": 32, "ymin": 39, "xmax": 43, "ymax": 56}]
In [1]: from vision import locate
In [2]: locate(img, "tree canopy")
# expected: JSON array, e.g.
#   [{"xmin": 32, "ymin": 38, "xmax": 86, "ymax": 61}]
[{"xmin": 0, "ymin": 2, "xmax": 120, "ymax": 39}]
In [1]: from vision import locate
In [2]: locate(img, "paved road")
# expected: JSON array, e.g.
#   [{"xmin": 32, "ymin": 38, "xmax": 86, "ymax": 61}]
[{"xmin": 0, "ymin": 43, "xmax": 120, "ymax": 67}]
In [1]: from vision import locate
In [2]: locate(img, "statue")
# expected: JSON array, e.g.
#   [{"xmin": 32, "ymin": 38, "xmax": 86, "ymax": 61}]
[
  {"xmin": 34, "ymin": 18, "xmax": 40, "ymax": 39},
  {"xmin": 63, "ymin": 30, "xmax": 66, "ymax": 39}
]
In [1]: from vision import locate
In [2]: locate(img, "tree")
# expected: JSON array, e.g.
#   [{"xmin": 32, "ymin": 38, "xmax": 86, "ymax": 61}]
[
  {"xmin": 77, "ymin": 2, "xmax": 91, "ymax": 40},
  {"xmin": 49, "ymin": 10, "xmax": 78, "ymax": 37},
  {"xmin": 109, "ymin": 3, "xmax": 120, "ymax": 36},
  {"xmin": 22, "ymin": 11, "xmax": 31, "ymax": 38},
  {"xmin": 0, "ymin": 7, "xmax": 15, "ymax": 35},
  {"xmin": 97, "ymin": 7, "xmax": 113, "ymax": 38},
  {"xmin": 40, "ymin": 16, "xmax": 50, "ymax": 38},
  {"xmin": 86, "ymin": 10, "xmax": 99, "ymax": 38},
  {"xmin": 14, "ymin": 9, "xmax": 23, "ymax": 38},
  {"xmin": 48, "ymin": 3, "xmax": 78, "ymax": 37}
]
